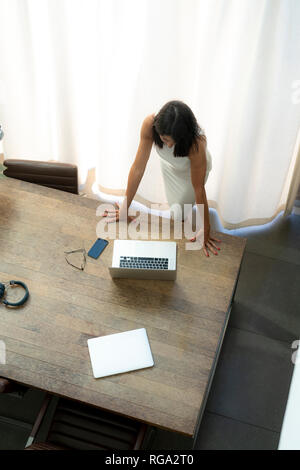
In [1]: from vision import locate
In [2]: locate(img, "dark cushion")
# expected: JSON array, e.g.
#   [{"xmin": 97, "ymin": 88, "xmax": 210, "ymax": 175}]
[{"xmin": 3, "ymin": 159, "xmax": 78, "ymax": 194}]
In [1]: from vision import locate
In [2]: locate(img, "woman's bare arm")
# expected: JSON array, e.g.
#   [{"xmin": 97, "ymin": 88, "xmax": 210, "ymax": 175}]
[
  {"xmin": 121, "ymin": 115, "xmax": 154, "ymax": 214},
  {"xmin": 104, "ymin": 114, "xmax": 154, "ymax": 222},
  {"xmin": 189, "ymin": 139, "xmax": 221, "ymax": 256}
]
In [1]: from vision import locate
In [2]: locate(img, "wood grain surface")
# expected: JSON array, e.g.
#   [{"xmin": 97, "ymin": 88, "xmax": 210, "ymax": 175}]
[{"xmin": 0, "ymin": 177, "xmax": 246, "ymax": 436}]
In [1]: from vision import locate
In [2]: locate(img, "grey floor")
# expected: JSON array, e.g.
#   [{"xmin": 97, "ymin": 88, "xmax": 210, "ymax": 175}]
[
  {"xmin": 148, "ymin": 209, "xmax": 300, "ymax": 450},
  {"xmin": 0, "ymin": 208, "xmax": 299, "ymax": 450}
]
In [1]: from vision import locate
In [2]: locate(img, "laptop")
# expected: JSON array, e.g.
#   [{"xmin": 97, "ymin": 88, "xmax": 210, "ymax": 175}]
[
  {"xmin": 87, "ymin": 328, "xmax": 154, "ymax": 379},
  {"xmin": 108, "ymin": 239, "xmax": 177, "ymax": 280}
]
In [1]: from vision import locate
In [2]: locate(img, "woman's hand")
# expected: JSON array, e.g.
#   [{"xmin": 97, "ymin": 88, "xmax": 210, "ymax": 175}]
[
  {"xmin": 101, "ymin": 202, "xmax": 136, "ymax": 223},
  {"xmin": 190, "ymin": 226, "xmax": 222, "ymax": 257}
]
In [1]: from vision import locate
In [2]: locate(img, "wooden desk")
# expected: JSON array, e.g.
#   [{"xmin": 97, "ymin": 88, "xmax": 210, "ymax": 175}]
[{"xmin": 0, "ymin": 177, "xmax": 246, "ymax": 439}]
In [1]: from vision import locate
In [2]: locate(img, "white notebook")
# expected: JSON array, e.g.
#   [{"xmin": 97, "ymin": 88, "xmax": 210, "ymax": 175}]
[{"xmin": 87, "ymin": 328, "xmax": 154, "ymax": 379}]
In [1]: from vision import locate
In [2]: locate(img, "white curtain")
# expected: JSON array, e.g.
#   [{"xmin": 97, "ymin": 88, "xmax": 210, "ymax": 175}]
[{"xmin": 0, "ymin": 0, "xmax": 300, "ymax": 228}]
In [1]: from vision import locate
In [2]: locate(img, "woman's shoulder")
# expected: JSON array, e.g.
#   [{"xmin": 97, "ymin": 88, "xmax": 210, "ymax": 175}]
[
  {"xmin": 140, "ymin": 113, "xmax": 155, "ymax": 140},
  {"xmin": 143, "ymin": 113, "xmax": 155, "ymax": 128},
  {"xmin": 189, "ymin": 134, "xmax": 207, "ymax": 154},
  {"xmin": 197, "ymin": 128, "xmax": 207, "ymax": 144}
]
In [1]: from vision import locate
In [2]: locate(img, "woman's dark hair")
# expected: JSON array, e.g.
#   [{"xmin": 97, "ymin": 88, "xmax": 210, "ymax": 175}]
[{"xmin": 152, "ymin": 100, "xmax": 205, "ymax": 157}]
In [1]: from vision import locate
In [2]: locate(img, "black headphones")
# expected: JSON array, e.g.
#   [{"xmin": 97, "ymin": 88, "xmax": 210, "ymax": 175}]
[{"xmin": 0, "ymin": 281, "xmax": 29, "ymax": 307}]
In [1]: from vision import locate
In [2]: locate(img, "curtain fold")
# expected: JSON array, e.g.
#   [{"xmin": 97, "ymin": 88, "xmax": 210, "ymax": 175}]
[
  {"xmin": 284, "ymin": 127, "xmax": 300, "ymax": 216},
  {"xmin": 0, "ymin": 0, "xmax": 300, "ymax": 228}
]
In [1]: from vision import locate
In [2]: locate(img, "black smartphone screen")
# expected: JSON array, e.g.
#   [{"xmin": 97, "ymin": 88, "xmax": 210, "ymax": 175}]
[{"xmin": 87, "ymin": 238, "xmax": 109, "ymax": 259}]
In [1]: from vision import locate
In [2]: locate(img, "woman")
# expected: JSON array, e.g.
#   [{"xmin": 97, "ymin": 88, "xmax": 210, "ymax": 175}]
[{"xmin": 103, "ymin": 100, "xmax": 221, "ymax": 257}]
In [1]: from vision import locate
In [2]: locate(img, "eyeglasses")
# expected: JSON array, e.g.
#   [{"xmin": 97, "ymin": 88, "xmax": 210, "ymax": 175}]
[{"xmin": 64, "ymin": 248, "xmax": 87, "ymax": 271}]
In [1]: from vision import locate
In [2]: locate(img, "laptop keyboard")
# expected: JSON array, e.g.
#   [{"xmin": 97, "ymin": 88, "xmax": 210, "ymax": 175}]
[{"xmin": 120, "ymin": 256, "xmax": 169, "ymax": 270}]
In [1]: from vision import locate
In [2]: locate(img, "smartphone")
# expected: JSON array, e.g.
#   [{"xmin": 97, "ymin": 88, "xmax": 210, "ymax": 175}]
[{"xmin": 88, "ymin": 238, "xmax": 109, "ymax": 259}]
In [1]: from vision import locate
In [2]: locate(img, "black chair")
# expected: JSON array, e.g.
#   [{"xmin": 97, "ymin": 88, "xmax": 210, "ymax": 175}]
[
  {"xmin": 25, "ymin": 394, "xmax": 147, "ymax": 450},
  {"xmin": 3, "ymin": 159, "xmax": 78, "ymax": 194},
  {"xmin": 0, "ymin": 377, "xmax": 13, "ymax": 393},
  {"xmin": 0, "ymin": 377, "xmax": 27, "ymax": 398}
]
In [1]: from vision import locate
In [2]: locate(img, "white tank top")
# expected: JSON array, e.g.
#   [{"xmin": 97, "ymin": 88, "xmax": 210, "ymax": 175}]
[{"xmin": 154, "ymin": 131, "xmax": 212, "ymax": 214}]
